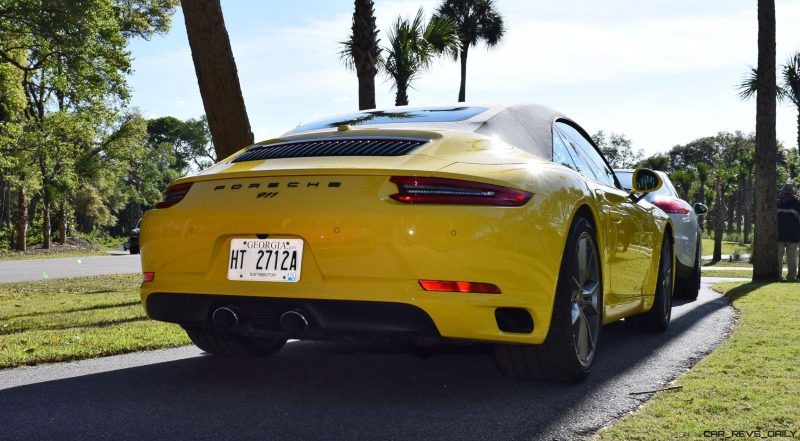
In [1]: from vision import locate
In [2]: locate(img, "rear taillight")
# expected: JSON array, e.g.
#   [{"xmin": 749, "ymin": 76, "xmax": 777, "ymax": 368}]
[
  {"xmin": 154, "ymin": 182, "xmax": 193, "ymax": 209},
  {"xmin": 652, "ymin": 197, "xmax": 690, "ymax": 214},
  {"xmin": 390, "ymin": 176, "xmax": 531, "ymax": 206},
  {"xmin": 419, "ymin": 280, "xmax": 501, "ymax": 294}
]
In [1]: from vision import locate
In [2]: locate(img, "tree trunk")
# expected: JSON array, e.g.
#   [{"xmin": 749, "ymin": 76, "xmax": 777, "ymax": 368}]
[
  {"xmin": 57, "ymin": 200, "xmax": 67, "ymax": 244},
  {"xmin": 796, "ymin": 107, "xmax": 799, "ymax": 154},
  {"xmin": 744, "ymin": 175, "xmax": 753, "ymax": 243},
  {"xmin": 458, "ymin": 44, "xmax": 468, "ymax": 102},
  {"xmin": 181, "ymin": 0, "xmax": 253, "ymax": 160},
  {"xmin": 395, "ymin": 79, "xmax": 408, "ymax": 106},
  {"xmin": 351, "ymin": 0, "xmax": 379, "ymax": 110},
  {"xmin": 41, "ymin": 196, "xmax": 50, "ymax": 249},
  {"xmin": 753, "ymin": 0, "xmax": 779, "ymax": 280},
  {"xmin": 713, "ymin": 178, "xmax": 724, "ymax": 262},
  {"xmin": 14, "ymin": 185, "xmax": 27, "ymax": 252},
  {"xmin": 697, "ymin": 184, "xmax": 706, "ymax": 231},
  {"xmin": 725, "ymin": 193, "xmax": 735, "ymax": 237}
]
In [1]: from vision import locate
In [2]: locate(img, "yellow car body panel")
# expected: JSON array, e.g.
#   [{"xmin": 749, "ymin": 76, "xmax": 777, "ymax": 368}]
[{"xmin": 140, "ymin": 123, "xmax": 671, "ymax": 345}]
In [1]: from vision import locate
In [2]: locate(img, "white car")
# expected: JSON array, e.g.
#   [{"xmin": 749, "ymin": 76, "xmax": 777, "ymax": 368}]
[{"xmin": 615, "ymin": 169, "xmax": 707, "ymax": 300}]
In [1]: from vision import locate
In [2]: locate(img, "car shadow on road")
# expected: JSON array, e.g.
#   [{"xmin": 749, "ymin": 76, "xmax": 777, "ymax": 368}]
[{"xmin": 0, "ymin": 290, "xmax": 733, "ymax": 441}]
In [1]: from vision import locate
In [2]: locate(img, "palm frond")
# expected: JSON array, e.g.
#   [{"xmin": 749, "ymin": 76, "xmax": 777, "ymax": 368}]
[
  {"xmin": 782, "ymin": 51, "xmax": 800, "ymax": 106},
  {"xmin": 338, "ymin": 37, "xmax": 356, "ymax": 71},
  {"xmin": 736, "ymin": 66, "xmax": 758, "ymax": 101}
]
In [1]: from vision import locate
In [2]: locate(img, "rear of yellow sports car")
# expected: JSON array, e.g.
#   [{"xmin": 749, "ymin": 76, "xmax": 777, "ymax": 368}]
[{"xmin": 139, "ymin": 129, "xmax": 572, "ymax": 346}]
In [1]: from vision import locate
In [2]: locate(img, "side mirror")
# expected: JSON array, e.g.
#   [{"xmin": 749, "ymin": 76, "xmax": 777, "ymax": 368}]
[
  {"xmin": 694, "ymin": 203, "xmax": 708, "ymax": 216},
  {"xmin": 631, "ymin": 168, "xmax": 662, "ymax": 194}
]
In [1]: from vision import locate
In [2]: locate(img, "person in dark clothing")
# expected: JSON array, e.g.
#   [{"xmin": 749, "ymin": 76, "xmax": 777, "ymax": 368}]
[{"xmin": 777, "ymin": 183, "xmax": 800, "ymax": 280}]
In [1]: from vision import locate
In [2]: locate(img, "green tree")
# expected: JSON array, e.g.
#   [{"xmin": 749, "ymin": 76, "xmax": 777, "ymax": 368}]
[
  {"xmin": 433, "ymin": 0, "xmax": 504, "ymax": 102},
  {"xmin": 340, "ymin": 0, "xmax": 381, "ymax": 110},
  {"xmin": 147, "ymin": 115, "xmax": 214, "ymax": 173},
  {"xmin": 382, "ymin": 9, "xmax": 458, "ymax": 106},
  {"xmin": 669, "ymin": 169, "xmax": 694, "ymax": 201},
  {"xmin": 0, "ymin": 0, "xmax": 178, "ymax": 250},
  {"xmin": 591, "ymin": 131, "xmax": 643, "ymax": 168},
  {"xmin": 637, "ymin": 153, "xmax": 669, "ymax": 171}
]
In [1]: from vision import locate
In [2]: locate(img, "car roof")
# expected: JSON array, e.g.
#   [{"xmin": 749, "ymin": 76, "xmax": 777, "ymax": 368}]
[{"xmin": 286, "ymin": 103, "xmax": 575, "ymax": 159}]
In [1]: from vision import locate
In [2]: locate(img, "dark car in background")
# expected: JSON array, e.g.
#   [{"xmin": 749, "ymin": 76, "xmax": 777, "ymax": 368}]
[{"xmin": 124, "ymin": 219, "xmax": 141, "ymax": 254}]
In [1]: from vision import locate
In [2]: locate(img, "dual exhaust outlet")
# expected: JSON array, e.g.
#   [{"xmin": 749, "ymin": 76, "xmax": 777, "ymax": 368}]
[{"xmin": 211, "ymin": 306, "xmax": 309, "ymax": 335}]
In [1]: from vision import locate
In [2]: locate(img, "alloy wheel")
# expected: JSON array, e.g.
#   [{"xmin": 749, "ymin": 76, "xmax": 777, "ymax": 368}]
[{"xmin": 570, "ymin": 232, "xmax": 601, "ymax": 368}]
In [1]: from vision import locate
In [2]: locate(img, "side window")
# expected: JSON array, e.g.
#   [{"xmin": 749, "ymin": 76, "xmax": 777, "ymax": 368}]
[
  {"xmin": 556, "ymin": 122, "xmax": 617, "ymax": 188},
  {"xmin": 554, "ymin": 127, "xmax": 597, "ymax": 181},
  {"xmin": 552, "ymin": 127, "xmax": 577, "ymax": 170}
]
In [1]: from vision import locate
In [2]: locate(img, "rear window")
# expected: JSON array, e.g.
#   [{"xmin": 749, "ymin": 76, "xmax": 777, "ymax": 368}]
[{"xmin": 292, "ymin": 107, "xmax": 488, "ymax": 132}]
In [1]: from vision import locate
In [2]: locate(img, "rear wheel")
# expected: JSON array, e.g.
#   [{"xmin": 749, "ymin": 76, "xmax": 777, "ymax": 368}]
[
  {"xmin": 185, "ymin": 327, "xmax": 286, "ymax": 357},
  {"xmin": 129, "ymin": 246, "xmax": 139, "ymax": 255},
  {"xmin": 626, "ymin": 234, "xmax": 673, "ymax": 332},
  {"xmin": 494, "ymin": 216, "xmax": 602, "ymax": 382}
]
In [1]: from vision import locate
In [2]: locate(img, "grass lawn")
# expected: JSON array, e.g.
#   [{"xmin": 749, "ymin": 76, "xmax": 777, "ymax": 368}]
[
  {"xmin": 0, "ymin": 249, "xmax": 110, "ymax": 262},
  {"xmin": 0, "ymin": 274, "xmax": 189, "ymax": 369},
  {"xmin": 701, "ymin": 238, "xmax": 750, "ymax": 257},
  {"xmin": 701, "ymin": 269, "xmax": 793, "ymax": 279},
  {"xmin": 596, "ymin": 282, "xmax": 800, "ymax": 440},
  {"xmin": 702, "ymin": 270, "xmax": 753, "ymax": 278}
]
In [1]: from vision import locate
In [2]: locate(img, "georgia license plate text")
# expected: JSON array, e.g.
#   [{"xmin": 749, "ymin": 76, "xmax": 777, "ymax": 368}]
[{"xmin": 227, "ymin": 238, "xmax": 303, "ymax": 282}]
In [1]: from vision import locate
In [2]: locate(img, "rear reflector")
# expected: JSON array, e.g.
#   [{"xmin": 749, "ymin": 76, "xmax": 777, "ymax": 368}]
[
  {"xmin": 143, "ymin": 272, "xmax": 155, "ymax": 282},
  {"xmin": 652, "ymin": 197, "xmax": 690, "ymax": 214},
  {"xmin": 390, "ymin": 176, "xmax": 531, "ymax": 206},
  {"xmin": 155, "ymin": 182, "xmax": 193, "ymax": 209},
  {"xmin": 419, "ymin": 279, "xmax": 501, "ymax": 294}
]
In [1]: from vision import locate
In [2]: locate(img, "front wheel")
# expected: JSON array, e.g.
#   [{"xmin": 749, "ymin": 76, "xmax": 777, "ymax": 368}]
[
  {"xmin": 626, "ymin": 234, "xmax": 673, "ymax": 332},
  {"xmin": 494, "ymin": 216, "xmax": 602, "ymax": 382}
]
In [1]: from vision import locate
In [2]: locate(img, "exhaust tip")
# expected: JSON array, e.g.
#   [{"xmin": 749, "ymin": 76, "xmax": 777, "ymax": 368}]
[
  {"xmin": 280, "ymin": 310, "xmax": 309, "ymax": 335},
  {"xmin": 212, "ymin": 307, "xmax": 240, "ymax": 331}
]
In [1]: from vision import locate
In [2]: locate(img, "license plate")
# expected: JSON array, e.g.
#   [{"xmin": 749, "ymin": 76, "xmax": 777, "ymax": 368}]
[{"xmin": 227, "ymin": 238, "xmax": 303, "ymax": 282}]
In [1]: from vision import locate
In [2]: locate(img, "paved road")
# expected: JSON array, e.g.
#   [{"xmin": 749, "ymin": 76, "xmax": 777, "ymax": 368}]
[
  {"xmin": 0, "ymin": 278, "xmax": 740, "ymax": 441},
  {"xmin": 701, "ymin": 266, "xmax": 752, "ymax": 271},
  {"xmin": 0, "ymin": 254, "xmax": 140, "ymax": 283}
]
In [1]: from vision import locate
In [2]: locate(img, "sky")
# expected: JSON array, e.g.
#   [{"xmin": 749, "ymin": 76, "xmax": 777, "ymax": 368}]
[{"xmin": 127, "ymin": 0, "xmax": 800, "ymax": 157}]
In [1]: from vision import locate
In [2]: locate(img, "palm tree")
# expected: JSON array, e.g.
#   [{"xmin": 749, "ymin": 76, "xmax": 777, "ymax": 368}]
[
  {"xmin": 433, "ymin": 0, "xmax": 505, "ymax": 102},
  {"xmin": 782, "ymin": 52, "xmax": 800, "ymax": 154},
  {"xmin": 753, "ymin": 0, "xmax": 779, "ymax": 280},
  {"xmin": 181, "ymin": 0, "xmax": 253, "ymax": 159},
  {"xmin": 382, "ymin": 9, "xmax": 458, "ymax": 106},
  {"xmin": 669, "ymin": 169, "xmax": 694, "ymax": 201},
  {"xmin": 339, "ymin": 0, "xmax": 381, "ymax": 110}
]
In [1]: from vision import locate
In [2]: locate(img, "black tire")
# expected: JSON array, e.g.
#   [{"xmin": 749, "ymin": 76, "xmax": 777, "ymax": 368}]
[
  {"xmin": 675, "ymin": 237, "xmax": 700, "ymax": 300},
  {"xmin": 494, "ymin": 216, "xmax": 603, "ymax": 382},
  {"xmin": 185, "ymin": 327, "xmax": 286, "ymax": 357},
  {"xmin": 626, "ymin": 234, "xmax": 674, "ymax": 332},
  {"xmin": 130, "ymin": 246, "xmax": 139, "ymax": 255}
]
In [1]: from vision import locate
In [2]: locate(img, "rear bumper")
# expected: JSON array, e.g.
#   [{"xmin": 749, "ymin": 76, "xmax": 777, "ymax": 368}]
[{"xmin": 147, "ymin": 292, "xmax": 439, "ymax": 339}]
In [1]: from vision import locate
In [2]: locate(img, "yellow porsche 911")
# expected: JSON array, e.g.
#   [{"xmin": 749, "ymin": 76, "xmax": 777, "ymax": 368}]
[{"xmin": 140, "ymin": 104, "xmax": 674, "ymax": 382}]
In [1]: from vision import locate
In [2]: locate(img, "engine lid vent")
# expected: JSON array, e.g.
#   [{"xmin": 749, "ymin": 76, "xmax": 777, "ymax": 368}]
[{"xmin": 231, "ymin": 137, "xmax": 429, "ymax": 163}]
